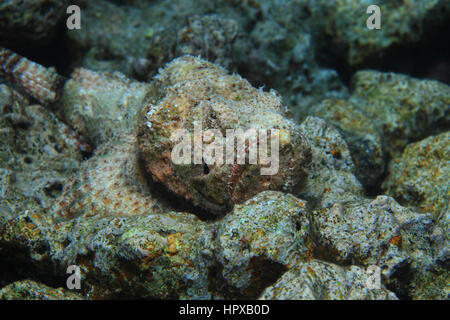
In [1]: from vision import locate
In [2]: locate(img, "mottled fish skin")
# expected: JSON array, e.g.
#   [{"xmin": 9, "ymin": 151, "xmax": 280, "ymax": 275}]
[{"xmin": 0, "ymin": 46, "xmax": 65, "ymax": 105}]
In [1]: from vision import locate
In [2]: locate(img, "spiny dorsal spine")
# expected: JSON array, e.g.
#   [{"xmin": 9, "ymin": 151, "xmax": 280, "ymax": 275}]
[{"xmin": 0, "ymin": 47, "xmax": 65, "ymax": 106}]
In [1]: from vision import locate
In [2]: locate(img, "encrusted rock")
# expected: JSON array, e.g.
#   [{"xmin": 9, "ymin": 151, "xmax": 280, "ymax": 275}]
[
  {"xmin": 310, "ymin": 98, "xmax": 384, "ymax": 189},
  {"xmin": 215, "ymin": 191, "xmax": 311, "ymax": 297},
  {"xmin": 310, "ymin": 196, "xmax": 433, "ymax": 268},
  {"xmin": 137, "ymin": 56, "xmax": 311, "ymax": 215},
  {"xmin": 0, "ymin": 207, "xmax": 217, "ymax": 299},
  {"xmin": 383, "ymin": 131, "xmax": 449, "ymax": 218},
  {"xmin": 66, "ymin": 0, "xmax": 163, "ymax": 67},
  {"xmin": 0, "ymin": 84, "xmax": 85, "ymax": 284},
  {"xmin": 411, "ymin": 209, "xmax": 449, "ymax": 299},
  {"xmin": 309, "ymin": 195, "xmax": 441, "ymax": 299},
  {"xmin": 259, "ymin": 260, "xmax": 398, "ymax": 300},
  {"xmin": 0, "ymin": 280, "xmax": 84, "ymax": 300},
  {"xmin": 0, "ymin": 0, "xmax": 68, "ymax": 48},
  {"xmin": 65, "ymin": 0, "xmax": 211, "ymax": 79},
  {"xmin": 350, "ymin": 71, "xmax": 449, "ymax": 155},
  {"xmin": 176, "ymin": 15, "xmax": 238, "ymax": 68},
  {"xmin": 323, "ymin": 0, "xmax": 450, "ymax": 65},
  {"xmin": 310, "ymin": 71, "xmax": 450, "ymax": 188},
  {"xmin": 0, "ymin": 84, "xmax": 85, "ymax": 211},
  {"xmin": 298, "ymin": 116, "xmax": 364, "ymax": 208}
]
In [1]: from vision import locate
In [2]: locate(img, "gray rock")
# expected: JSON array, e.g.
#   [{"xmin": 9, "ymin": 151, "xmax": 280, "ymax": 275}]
[
  {"xmin": 383, "ymin": 131, "xmax": 449, "ymax": 218},
  {"xmin": 0, "ymin": 84, "xmax": 85, "ymax": 212},
  {"xmin": 259, "ymin": 260, "xmax": 398, "ymax": 300},
  {"xmin": 309, "ymin": 71, "xmax": 450, "ymax": 188},
  {"xmin": 298, "ymin": 116, "xmax": 364, "ymax": 208},
  {"xmin": 0, "ymin": 0, "xmax": 68, "ymax": 48},
  {"xmin": 0, "ymin": 280, "xmax": 84, "ymax": 300},
  {"xmin": 215, "ymin": 191, "xmax": 311, "ymax": 297}
]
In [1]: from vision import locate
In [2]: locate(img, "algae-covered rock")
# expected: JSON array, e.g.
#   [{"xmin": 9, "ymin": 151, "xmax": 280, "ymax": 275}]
[
  {"xmin": 350, "ymin": 71, "xmax": 449, "ymax": 154},
  {"xmin": 0, "ymin": 280, "xmax": 84, "ymax": 300},
  {"xmin": 66, "ymin": 0, "xmax": 166, "ymax": 64},
  {"xmin": 0, "ymin": 83, "xmax": 86, "ymax": 286},
  {"xmin": 383, "ymin": 132, "xmax": 449, "ymax": 218},
  {"xmin": 434, "ymin": 209, "xmax": 449, "ymax": 268},
  {"xmin": 309, "ymin": 195, "xmax": 443, "ymax": 299},
  {"xmin": 0, "ymin": 169, "xmax": 444, "ymax": 299},
  {"xmin": 310, "ymin": 196, "xmax": 433, "ymax": 267},
  {"xmin": 0, "ymin": 0, "xmax": 68, "ymax": 49},
  {"xmin": 259, "ymin": 260, "xmax": 398, "ymax": 300},
  {"xmin": 176, "ymin": 15, "xmax": 238, "ymax": 69},
  {"xmin": 233, "ymin": 0, "xmax": 350, "ymax": 114},
  {"xmin": 52, "ymin": 212, "xmax": 217, "ymax": 299},
  {"xmin": 137, "ymin": 56, "xmax": 311, "ymax": 215},
  {"xmin": 2, "ymin": 189, "xmax": 310, "ymax": 299},
  {"xmin": 215, "ymin": 191, "xmax": 311, "ymax": 297},
  {"xmin": 0, "ymin": 84, "xmax": 85, "ymax": 211},
  {"xmin": 411, "ymin": 209, "xmax": 449, "ymax": 299},
  {"xmin": 65, "ymin": 0, "xmax": 350, "ymax": 114},
  {"xmin": 1, "ymin": 206, "xmax": 217, "ymax": 299},
  {"xmin": 310, "ymin": 71, "xmax": 450, "ymax": 188},
  {"xmin": 65, "ymin": 0, "xmax": 217, "ymax": 79},
  {"xmin": 298, "ymin": 116, "xmax": 364, "ymax": 208},
  {"xmin": 310, "ymin": 98, "xmax": 385, "ymax": 189},
  {"xmin": 323, "ymin": 0, "xmax": 450, "ymax": 65}
]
